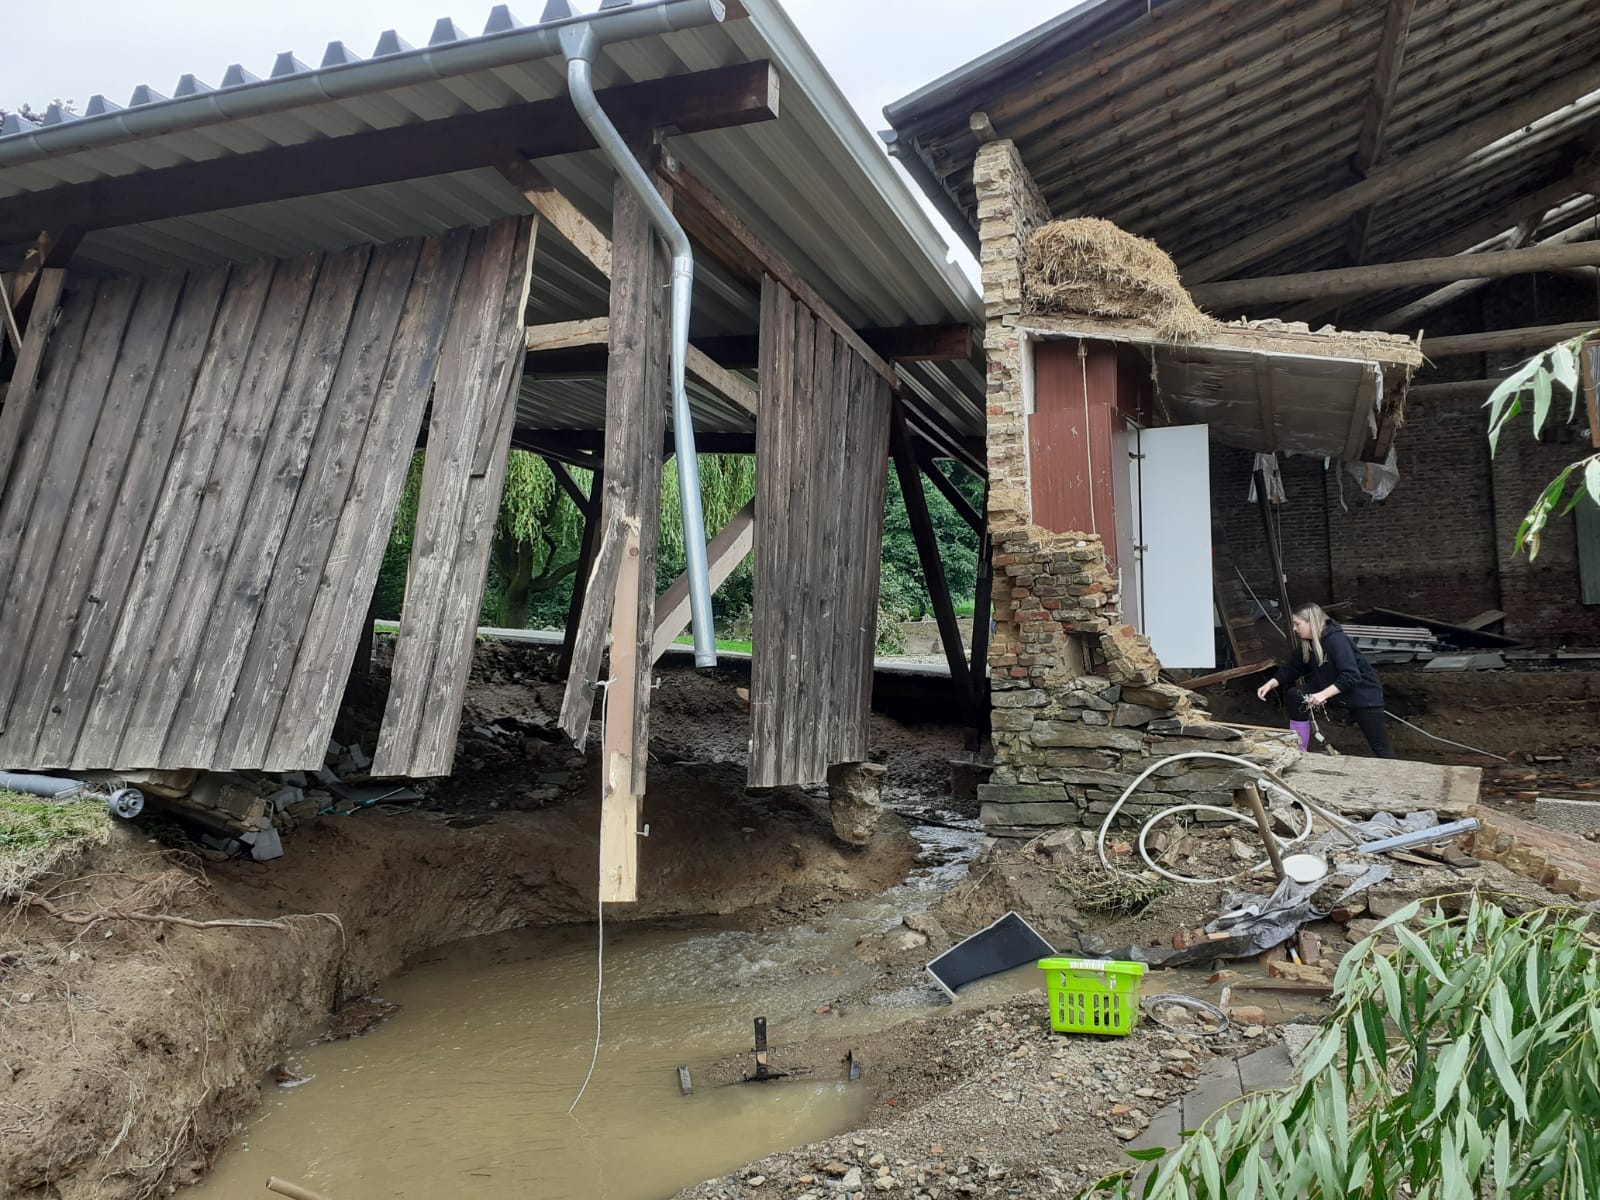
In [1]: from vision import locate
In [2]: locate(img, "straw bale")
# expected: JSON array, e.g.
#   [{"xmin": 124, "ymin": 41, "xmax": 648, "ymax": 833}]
[{"xmin": 1023, "ymin": 218, "xmax": 1214, "ymax": 341}]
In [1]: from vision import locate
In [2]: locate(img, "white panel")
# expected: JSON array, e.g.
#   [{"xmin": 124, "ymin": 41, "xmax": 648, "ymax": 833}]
[{"xmin": 1137, "ymin": 424, "xmax": 1214, "ymax": 669}]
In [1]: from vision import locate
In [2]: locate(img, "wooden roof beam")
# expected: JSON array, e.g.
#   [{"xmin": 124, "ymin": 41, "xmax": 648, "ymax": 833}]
[
  {"xmin": 1277, "ymin": 166, "xmax": 1600, "ymax": 325},
  {"xmin": 1372, "ymin": 213, "xmax": 1600, "ymax": 329},
  {"xmin": 1421, "ymin": 320, "xmax": 1598, "ymax": 360},
  {"xmin": 0, "ymin": 62, "xmax": 780, "ymax": 244},
  {"xmin": 1343, "ymin": 0, "xmax": 1418, "ymax": 264},
  {"xmin": 1189, "ymin": 237, "xmax": 1600, "ymax": 308},
  {"xmin": 526, "ymin": 322, "xmax": 974, "ymax": 367},
  {"xmin": 1181, "ymin": 60, "xmax": 1600, "ymax": 283}
]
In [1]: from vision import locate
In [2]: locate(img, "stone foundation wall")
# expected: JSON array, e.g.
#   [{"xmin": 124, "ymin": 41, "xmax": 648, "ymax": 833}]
[
  {"xmin": 979, "ymin": 524, "xmax": 1297, "ymax": 835},
  {"xmin": 973, "ymin": 139, "xmax": 1297, "ymax": 837}
]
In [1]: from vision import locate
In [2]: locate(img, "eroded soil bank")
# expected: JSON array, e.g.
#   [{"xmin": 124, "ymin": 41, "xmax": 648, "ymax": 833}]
[{"xmin": 0, "ymin": 641, "xmax": 945, "ymax": 1200}]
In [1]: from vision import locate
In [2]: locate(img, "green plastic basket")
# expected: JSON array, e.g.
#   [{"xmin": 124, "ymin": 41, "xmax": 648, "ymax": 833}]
[{"xmin": 1037, "ymin": 958, "xmax": 1147, "ymax": 1036}]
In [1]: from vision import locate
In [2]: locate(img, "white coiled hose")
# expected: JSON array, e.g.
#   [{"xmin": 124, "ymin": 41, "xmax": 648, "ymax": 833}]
[{"xmin": 1094, "ymin": 752, "xmax": 1316, "ymax": 886}]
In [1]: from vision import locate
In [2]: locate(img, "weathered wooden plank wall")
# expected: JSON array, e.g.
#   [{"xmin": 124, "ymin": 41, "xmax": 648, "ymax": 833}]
[
  {"xmin": 0, "ymin": 221, "xmax": 517, "ymax": 772},
  {"xmin": 750, "ymin": 276, "xmax": 892, "ymax": 787},
  {"xmin": 374, "ymin": 218, "xmax": 538, "ymax": 778}
]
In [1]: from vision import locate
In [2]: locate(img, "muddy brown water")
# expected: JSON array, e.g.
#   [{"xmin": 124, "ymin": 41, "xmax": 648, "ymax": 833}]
[{"xmin": 185, "ymin": 825, "xmax": 1015, "ymax": 1200}]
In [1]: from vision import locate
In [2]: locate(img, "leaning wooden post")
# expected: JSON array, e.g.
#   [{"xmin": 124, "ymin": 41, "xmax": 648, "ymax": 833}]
[
  {"xmin": 558, "ymin": 465, "xmax": 604, "ymax": 681},
  {"xmin": 1241, "ymin": 782, "xmax": 1286, "ymax": 882},
  {"xmin": 889, "ymin": 404, "xmax": 970, "ymax": 693}
]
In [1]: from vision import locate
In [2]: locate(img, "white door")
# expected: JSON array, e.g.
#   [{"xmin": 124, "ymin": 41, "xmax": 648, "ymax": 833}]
[{"xmin": 1135, "ymin": 424, "xmax": 1214, "ymax": 669}]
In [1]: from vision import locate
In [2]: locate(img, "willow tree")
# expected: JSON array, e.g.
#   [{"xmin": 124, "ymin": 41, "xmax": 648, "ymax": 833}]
[{"xmin": 489, "ymin": 451, "xmax": 589, "ymax": 629}]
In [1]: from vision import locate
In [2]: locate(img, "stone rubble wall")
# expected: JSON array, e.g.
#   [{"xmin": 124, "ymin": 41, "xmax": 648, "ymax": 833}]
[
  {"xmin": 980, "ymin": 525, "xmax": 1298, "ymax": 836},
  {"xmin": 973, "ymin": 139, "xmax": 1297, "ymax": 837}
]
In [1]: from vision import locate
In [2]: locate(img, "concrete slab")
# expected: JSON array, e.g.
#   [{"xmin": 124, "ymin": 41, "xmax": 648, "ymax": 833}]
[
  {"xmin": 1284, "ymin": 756, "xmax": 1480, "ymax": 818},
  {"xmin": 1238, "ymin": 1043, "xmax": 1297, "ymax": 1092},
  {"xmin": 1181, "ymin": 1061, "xmax": 1243, "ymax": 1132}
]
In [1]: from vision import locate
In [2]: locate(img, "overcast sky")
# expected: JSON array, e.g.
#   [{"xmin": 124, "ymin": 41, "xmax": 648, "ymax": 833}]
[{"xmin": 6, "ymin": 0, "xmax": 1064, "ymax": 267}]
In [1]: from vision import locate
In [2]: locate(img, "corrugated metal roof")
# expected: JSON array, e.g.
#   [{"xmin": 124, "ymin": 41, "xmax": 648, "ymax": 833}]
[
  {"xmin": 0, "ymin": 0, "xmax": 985, "ymax": 442},
  {"xmin": 883, "ymin": 0, "xmax": 1600, "ymax": 326}
]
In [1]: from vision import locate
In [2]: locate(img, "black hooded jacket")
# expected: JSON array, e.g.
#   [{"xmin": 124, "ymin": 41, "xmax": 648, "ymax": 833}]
[{"xmin": 1272, "ymin": 619, "xmax": 1384, "ymax": 710}]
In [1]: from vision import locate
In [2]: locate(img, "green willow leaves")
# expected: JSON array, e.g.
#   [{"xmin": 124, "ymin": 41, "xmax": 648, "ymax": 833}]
[
  {"xmin": 1077, "ymin": 898, "xmax": 1600, "ymax": 1200},
  {"xmin": 1484, "ymin": 330, "xmax": 1600, "ymax": 559}
]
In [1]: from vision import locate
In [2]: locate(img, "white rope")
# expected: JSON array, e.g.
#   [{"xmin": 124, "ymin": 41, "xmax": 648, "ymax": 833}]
[
  {"xmin": 1384, "ymin": 710, "xmax": 1509, "ymax": 762},
  {"xmin": 568, "ymin": 679, "xmax": 614, "ymax": 1117}
]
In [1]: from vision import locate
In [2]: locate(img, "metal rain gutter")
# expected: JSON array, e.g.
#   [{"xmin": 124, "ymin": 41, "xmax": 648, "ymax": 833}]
[
  {"xmin": 880, "ymin": 128, "xmax": 980, "ymax": 256},
  {"xmin": 0, "ymin": 0, "xmax": 728, "ymax": 168},
  {"xmin": 559, "ymin": 18, "xmax": 719, "ymax": 669}
]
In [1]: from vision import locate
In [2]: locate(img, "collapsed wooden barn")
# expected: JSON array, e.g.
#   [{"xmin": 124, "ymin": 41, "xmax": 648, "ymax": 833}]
[{"xmin": 0, "ymin": 0, "xmax": 989, "ymax": 898}]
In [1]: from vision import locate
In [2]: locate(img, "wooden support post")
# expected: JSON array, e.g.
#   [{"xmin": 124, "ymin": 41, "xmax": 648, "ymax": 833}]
[
  {"xmin": 557, "ymin": 163, "xmax": 672, "ymax": 905},
  {"xmin": 353, "ymin": 584, "xmax": 381, "ymax": 679},
  {"xmin": 599, "ymin": 520, "xmax": 644, "ymax": 904},
  {"xmin": 967, "ymin": 528, "xmax": 994, "ymax": 745},
  {"xmin": 651, "ymin": 500, "xmax": 755, "ymax": 663},
  {"xmin": 1241, "ymin": 783, "xmax": 1286, "ymax": 883},
  {"xmin": 889, "ymin": 404, "xmax": 969, "ymax": 695}
]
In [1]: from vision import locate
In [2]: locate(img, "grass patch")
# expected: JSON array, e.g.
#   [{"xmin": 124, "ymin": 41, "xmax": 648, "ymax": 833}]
[
  {"xmin": 672, "ymin": 636, "xmax": 754, "ymax": 654},
  {"xmin": 0, "ymin": 789, "xmax": 112, "ymax": 898}
]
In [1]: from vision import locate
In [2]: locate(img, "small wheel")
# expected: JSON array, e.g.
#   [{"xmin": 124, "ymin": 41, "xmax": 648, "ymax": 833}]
[{"xmin": 107, "ymin": 788, "xmax": 145, "ymax": 819}]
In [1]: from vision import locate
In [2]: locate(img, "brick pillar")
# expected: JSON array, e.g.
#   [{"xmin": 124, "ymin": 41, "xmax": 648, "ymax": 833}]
[{"xmin": 975, "ymin": 139, "xmax": 1050, "ymax": 533}]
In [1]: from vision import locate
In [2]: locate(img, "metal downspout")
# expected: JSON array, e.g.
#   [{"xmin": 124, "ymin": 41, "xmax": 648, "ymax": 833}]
[{"xmin": 561, "ymin": 23, "xmax": 718, "ymax": 668}]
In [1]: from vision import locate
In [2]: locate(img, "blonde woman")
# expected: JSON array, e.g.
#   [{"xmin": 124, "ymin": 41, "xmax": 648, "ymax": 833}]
[{"xmin": 1256, "ymin": 603, "xmax": 1395, "ymax": 758}]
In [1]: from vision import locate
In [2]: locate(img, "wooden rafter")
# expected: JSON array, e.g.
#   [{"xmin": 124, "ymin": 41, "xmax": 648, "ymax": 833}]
[
  {"xmin": 0, "ymin": 63, "xmax": 780, "ymax": 244},
  {"xmin": 498, "ymin": 157, "xmax": 613, "ymax": 277},
  {"xmin": 5, "ymin": 230, "xmax": 81, "ymax": 332},
  {"xmin": 1344, "ymin": 0, "xmax": 1417, "ymax": 264},
  {"xmin": 1181, "ymin": 61, "xmax": 1600, "ymax": 283},
  {"xmin": 1190, "ymin": 238, "xmax": 1600, "ymax": 308}
]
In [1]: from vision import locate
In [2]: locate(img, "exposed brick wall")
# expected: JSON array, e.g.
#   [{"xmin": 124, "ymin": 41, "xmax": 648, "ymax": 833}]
[{"xmin": 1208, "ymin": 270, "xmax": 1600, "ymax": 644}]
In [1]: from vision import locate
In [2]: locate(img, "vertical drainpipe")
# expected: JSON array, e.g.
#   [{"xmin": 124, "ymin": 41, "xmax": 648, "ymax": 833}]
[{"xmin": 560, "ymin": 22, "xmax": 718, "ymax": 668}]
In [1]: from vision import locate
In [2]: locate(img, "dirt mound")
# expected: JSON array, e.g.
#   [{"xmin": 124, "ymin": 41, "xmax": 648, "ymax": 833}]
[{"xmin": 1023, "ymin": 218, "xmax": 1213, "ymax": 340}]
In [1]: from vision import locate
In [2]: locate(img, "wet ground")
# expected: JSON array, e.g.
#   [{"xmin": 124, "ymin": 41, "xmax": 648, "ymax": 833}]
[{"xmin": 183, "ymin": 821, "xmax": 992, "ymax": 1200}]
